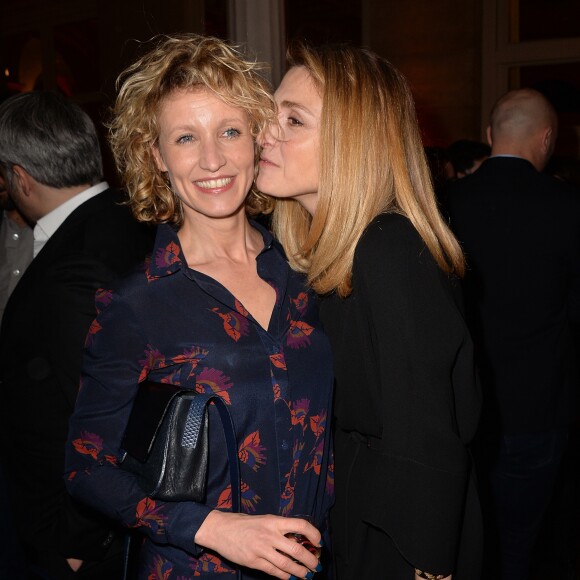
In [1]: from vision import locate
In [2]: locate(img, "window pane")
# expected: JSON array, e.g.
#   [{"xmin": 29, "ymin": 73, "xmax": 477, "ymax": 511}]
[{"xmin": 519, "ymin": 0, "xmax": 580, "ymax": 42}]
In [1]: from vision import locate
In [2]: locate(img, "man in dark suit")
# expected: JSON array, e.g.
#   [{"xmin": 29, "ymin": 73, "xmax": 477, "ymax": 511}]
[
  {"xmin": 0, "ymin": 174, "xmax": 33, "ymax": 580},
  {"xmin": 0, "ymin": 91, "xmax": 154, "ymax": 579},
  {"xmin": 445, "ymin": 89, "xmax": 580, "ymax": 579}
]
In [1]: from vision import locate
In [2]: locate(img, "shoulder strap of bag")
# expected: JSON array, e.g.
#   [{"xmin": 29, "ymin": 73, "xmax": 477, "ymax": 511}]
[{"xmin": 191, "ymin": 394, "xmax": 240, "ymax": 513}]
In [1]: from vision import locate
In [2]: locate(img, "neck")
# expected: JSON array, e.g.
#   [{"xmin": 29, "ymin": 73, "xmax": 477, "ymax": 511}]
[
  {"xmin": 491, "ymin": 136, "xmax": 548, "ymax": 172},
  {"xmin": 38, "ymin": 183, "xmax": 92, "ymax": 218},
  {"xmin": 178, "ymin": 211, "xmax": 261, "ymax": 267},
  {"xmin": 5, "ymin": 208, "xmax": 30, "ymax": 228}
]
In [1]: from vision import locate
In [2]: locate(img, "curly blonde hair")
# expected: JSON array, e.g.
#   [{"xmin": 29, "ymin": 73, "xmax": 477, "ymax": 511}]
[{"xmin": 109, "ymin": 33, "xmax": 276, "ymax": 225}]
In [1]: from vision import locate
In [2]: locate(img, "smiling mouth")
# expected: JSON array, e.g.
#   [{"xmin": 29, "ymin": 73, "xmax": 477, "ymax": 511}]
[{"xmin": 194, "ymin": 177, "xmax": 234, "ymax": 189}]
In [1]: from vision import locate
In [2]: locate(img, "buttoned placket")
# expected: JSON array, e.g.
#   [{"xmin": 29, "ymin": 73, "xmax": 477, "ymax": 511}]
[
  {"xmin": 2, "ymin": 217, "xmax": 33, "ymax": 292},
  {"xmin": 158, "ymin": 223, "xmax": 298, "ymax": 512}
]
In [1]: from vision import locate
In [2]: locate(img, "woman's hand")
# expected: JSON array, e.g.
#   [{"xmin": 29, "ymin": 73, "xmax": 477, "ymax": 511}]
[
  {"xmin": 195, "ymin": 511, "xmax": 322, "ymax": 579},
  {"xmin": 66, "ymin": 558, "xmax": 83, "ymax": 572}
]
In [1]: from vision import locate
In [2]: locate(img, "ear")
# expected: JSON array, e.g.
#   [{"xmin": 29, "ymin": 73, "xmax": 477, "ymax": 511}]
[
  {"xmin": 151, "ymin": 145, "xmax": 168, "ymax": 173},
  {"xmin": 542, "ymin": 127, "xmax": 554, "ymax": 155},
  {"xmin": 486, "ymin": 126, "xmax": 493, "ymax": 147},
  {"xmin": 12, "ymin": 165, "xmax": 33, "ymax": 197}
]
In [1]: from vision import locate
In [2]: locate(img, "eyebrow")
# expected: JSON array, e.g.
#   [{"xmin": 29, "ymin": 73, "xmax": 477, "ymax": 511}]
[
  {"xmin": 166, "ymin": 117, "xmax": 247, "ymax": 132},
  {"xmin": 279, "ymin": 100, "xmax": 314, "ymax": 116}
]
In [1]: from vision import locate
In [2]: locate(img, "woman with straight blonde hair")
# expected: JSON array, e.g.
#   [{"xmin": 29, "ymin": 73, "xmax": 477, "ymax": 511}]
[{"xmin": 257, "ymin": 43, "xmax": 482, "ymax": 579}]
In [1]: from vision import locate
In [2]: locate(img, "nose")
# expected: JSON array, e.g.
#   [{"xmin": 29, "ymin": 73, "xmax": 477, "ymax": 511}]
[
  {"xmin": 257, "ymin": 129, "xmax": 269, "ymax": 148},
  {"xmin": 199, "ymin": 139, "xmax": 227, "ymax": 172},
  {"xmin": 258, "ymin": 119, "xmax": 282, "ymax": 149}
]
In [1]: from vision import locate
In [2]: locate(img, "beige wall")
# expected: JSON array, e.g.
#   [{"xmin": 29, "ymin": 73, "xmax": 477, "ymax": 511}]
[{"xmin": 366, "ymin": 0, "xmax": 483, "ymax": 146}]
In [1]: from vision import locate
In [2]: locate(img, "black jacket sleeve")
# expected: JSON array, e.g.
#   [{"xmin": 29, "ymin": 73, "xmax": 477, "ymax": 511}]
[{"xmin": 354, "ymin": 214, "xmax": 480, "ymax": 573}]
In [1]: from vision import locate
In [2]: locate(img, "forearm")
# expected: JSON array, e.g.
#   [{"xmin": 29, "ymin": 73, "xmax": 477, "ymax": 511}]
[
  {"xmin": 65, "ymin": 385, "xmax": 212, "ymax": 553},
  {"xmin": 65, "ymin": 446, "xmax": 212, "ymax": 553}
]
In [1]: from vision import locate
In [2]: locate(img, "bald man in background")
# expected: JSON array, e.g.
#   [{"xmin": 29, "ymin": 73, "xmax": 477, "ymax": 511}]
[{"xmin": 445, "ymin": 89, "xmax": 580, "ymax": 579}]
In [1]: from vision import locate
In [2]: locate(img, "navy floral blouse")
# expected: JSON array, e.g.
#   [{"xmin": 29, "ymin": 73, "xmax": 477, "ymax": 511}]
[{"xmin": 64, "ymin": 222, "xmax": 334, "ymax": 579}]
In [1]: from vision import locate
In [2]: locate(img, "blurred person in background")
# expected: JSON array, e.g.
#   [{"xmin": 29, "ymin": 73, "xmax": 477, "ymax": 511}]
[
  {"xmin": 445, "ymin": 139, "xmax": 491, "ymax": 181},
  {"xmin": 445, "ymin": 88, "xmax": 580, "ymax": 580},
  {"xmin": 0, "ymin": 90, "xmax": 154, "ymax": 580}
]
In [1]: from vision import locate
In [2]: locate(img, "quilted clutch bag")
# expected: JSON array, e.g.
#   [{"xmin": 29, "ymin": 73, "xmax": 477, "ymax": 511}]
[{"xmin": 119, "ymin": 379, "xmax": 239, "ymax": 508}]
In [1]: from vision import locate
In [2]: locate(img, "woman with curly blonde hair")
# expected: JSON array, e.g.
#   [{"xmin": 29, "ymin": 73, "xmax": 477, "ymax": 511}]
[
  {"xmin": 109, "ymin": 33, "xmax": 275, "ymax": 224},
  {"xmin": 258, "ymin": 43, "xmax": 482, "ymax": 579},
  {"xmin": 65, "ymin": 34, "xmax": 334, "ymax": 579}
]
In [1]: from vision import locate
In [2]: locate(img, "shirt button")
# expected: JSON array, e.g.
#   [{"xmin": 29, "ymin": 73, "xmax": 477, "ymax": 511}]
[
  {"xmin": 12, "ymin": 269, "xmax": 20, "ymax": 276},
  {"xmin": 12, "ymin": 233, "xmax": 19, "ymax": 241},
  {"xmin": 281, "ymin": 439, "xmax": 289, "ymax": 450},
  {"xmin": 101, "ymin": 531, "xmax": 115, "ymax": 548}
]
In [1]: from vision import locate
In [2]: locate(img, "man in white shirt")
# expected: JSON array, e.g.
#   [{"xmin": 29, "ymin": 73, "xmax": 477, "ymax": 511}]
[{"xmin": 0, "ymin": 90, "xmax": 153, "ymax": 580}]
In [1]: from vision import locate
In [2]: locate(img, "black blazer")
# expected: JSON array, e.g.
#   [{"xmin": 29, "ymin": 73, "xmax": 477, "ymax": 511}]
[
  {"xmin": 322, "ymin": 213, "xmax": 482, "ymax": 577},
  {"xmin": 444, "ymin": 156, "xmax": 580, "ymax": 435},
  {"xmin": 0, "ymin": 188, "xmax": 154, "ymax": 561}
]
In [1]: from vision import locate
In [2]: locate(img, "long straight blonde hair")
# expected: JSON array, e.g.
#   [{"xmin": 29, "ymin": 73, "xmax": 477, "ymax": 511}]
[{"xmin": 271, "ymin": 44, "xmax": 464, "ymax": 297}]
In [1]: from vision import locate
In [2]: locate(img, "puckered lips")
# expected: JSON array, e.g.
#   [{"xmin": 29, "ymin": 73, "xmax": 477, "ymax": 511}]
[{"xmin": 259, "ymin": 156, "xmax": 278, "ymax": 168}]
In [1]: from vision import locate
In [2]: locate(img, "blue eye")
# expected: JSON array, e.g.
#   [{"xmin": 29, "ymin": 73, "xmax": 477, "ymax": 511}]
[
  {"xmin": 223, "ymin": 128, "xmax": 241, "ymax": 138},
  {"xmin": 176, "ymin": 134, "xmax": 194, "ymax": 144}
]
